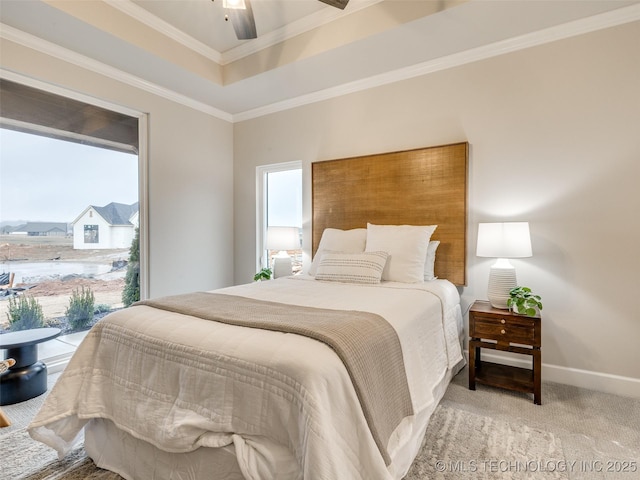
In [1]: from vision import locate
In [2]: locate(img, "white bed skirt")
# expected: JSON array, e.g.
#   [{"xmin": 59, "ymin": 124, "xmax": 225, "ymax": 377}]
[{"xmin": 85, "ymin": 418, "xmax": 245, "ymax": 480}]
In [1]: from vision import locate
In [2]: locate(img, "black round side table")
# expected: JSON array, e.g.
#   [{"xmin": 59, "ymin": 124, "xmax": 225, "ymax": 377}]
[{"xmin": 0, "ymin": 327, "xmax": 61, "ymax": 405}]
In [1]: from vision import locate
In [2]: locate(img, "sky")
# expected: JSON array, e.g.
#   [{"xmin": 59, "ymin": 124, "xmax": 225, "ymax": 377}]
[
  {"xmin": 0, "ymin": 128, "xmax": 138, "ymax": 225},
  {"xmin": 267, "ymin": 168, "xmax": 302, "ymax": 227}
]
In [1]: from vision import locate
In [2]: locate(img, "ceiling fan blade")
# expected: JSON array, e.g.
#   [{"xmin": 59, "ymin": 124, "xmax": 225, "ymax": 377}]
[
  {"xmin": 318, "ymin": 0, "xmax": 349, "ymax": 9},
  {"xmin": 227, "ymin": 0, "xmax": 257, "ymax": 40}
]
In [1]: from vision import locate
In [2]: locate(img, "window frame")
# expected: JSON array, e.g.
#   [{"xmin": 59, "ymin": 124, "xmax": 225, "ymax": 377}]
[
  {"xmin": 0, "ymin": 69, "xmax": 149, "ymax": 300},
  {"xmin": 255, "ymin": 161, "xmax": 302, "ymax": 272}
]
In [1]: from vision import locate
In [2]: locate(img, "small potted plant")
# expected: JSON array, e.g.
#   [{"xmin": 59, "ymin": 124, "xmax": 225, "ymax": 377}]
[
  {"xmin": 253, "ymin": 267, "xmax": 272, "ymax": 282},
  {"xmin": 507, "ymin": 286, "xmax": 543, "ymax": 316}
]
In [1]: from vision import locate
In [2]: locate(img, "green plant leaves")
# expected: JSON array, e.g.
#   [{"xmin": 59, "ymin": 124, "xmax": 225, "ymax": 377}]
[
  {"xmin": 254, "ymin": 267, "xmax": 272, "ymax": 281},
  {"xmin": 123, "ymin": 227, "xmax": 140, "ymax": 307},
  {"xmin": 66, "ymin": 286, "xmax": 95, "ymax": 330},
  {"xmin": 508, "ymin": 286, "xmax": 543, "ymax": 314},
  {"xmin": 7, "ymin": 295, "xmax": 45, "ymax": 331}
]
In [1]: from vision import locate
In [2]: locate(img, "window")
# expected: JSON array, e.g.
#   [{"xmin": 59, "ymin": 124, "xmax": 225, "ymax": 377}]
[
  {"xmin": 0, "ymin": 74, "xmax": 148, "ymax": 335},
  {"xmin": 256, "ymin": 162, "xmax": 302, "ymax": 274},
  {"xmin": 84, "ymin": 225, "xmax": 99, "ymax": 243}
]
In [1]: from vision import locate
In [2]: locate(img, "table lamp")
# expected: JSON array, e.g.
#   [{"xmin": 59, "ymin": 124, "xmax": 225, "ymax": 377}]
[
  {"xmin": 266, "ymin": 226, "xmax": 300, "ymax": 278},
  {"xmin": 476, "ymin": 222, "xmax": 532, "ymax": 309}
]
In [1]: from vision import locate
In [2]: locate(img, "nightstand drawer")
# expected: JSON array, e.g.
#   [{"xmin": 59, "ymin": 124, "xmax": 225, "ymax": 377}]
[{"xmin": 472, "ymin": 314, "xmax": 535, "ymax": 344}]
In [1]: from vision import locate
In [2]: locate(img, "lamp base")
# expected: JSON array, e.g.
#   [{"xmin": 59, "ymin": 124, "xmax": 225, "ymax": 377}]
[
  {"xmin": 272, "ymin": 256, "xmax": 292, "ymax": 278},
  {"xmin": 487, "ymin": 260, "xmax": 517, "ymax": 309}
]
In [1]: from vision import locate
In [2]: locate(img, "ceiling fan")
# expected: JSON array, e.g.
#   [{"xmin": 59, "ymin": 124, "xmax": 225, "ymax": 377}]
[{"xmin": 216, "ymin": 0, "xmax": 350, "ymax": 40}]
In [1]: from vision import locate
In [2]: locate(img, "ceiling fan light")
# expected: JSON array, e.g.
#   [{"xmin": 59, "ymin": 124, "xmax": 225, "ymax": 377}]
[{"xmin": 223, "ymin": 0, "xmax": 246, "ymax": 9}]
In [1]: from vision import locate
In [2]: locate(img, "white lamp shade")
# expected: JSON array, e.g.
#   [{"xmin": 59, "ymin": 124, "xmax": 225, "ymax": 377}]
[
  {"xmin": 266, "ymin": 226, "xmax": 300, "ymax": 251},
  {"xmin": 476, "ymin": 222, "xmax": 532, "ymax": 258},
  {"xmin": 477, "ymin": 222, "xmax": 532, "ymax": 309}
]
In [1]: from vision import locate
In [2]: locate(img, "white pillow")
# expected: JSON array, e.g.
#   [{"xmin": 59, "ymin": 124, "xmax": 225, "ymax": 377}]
[
  {"xmin": 309, "ymin": 228, "xmax": 367, "ymax": 276},
  {"xmin": 424, "ymin": 240, "xmax": 440, "ymax": 281},
  {"xmin": 315, "ymin": 251, "xmax": 388, "ymax": 284},
  {"xmin": 365, "ymin": 223, "xmax": 437, "ymax": 283}
]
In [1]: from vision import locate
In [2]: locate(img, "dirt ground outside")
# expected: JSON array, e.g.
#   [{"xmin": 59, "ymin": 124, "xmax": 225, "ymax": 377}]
[{"xmin": 1, "ymin": 235, "xmax": 131, "ymax": 332}]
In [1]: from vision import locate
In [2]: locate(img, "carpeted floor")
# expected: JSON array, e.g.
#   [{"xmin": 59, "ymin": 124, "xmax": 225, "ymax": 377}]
[
  {"xmin": 408, "ymin": 371, "xmax": 640, "ymax": 479},
  {"xmin": 2, "ymin": 367, "xmax": 639, "ymax": 479}
]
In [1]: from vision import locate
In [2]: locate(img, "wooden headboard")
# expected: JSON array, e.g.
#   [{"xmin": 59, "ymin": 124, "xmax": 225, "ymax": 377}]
[{"xmin": 312, "ymin": 142, "xmax": 468, "ymax": 286}]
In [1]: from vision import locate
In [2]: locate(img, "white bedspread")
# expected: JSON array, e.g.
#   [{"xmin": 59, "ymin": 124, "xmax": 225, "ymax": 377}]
[{"xmin": 29, "ymin": 276, "xmax": 464, "ymax": 480}]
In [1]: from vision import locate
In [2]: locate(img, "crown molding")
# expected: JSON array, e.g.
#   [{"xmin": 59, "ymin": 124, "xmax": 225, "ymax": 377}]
[
  {"xmin": 0, "ymin": 23, "xmax": 233, "ymax": 122},
  {"xmin": 232, "ymin": 3, "xmax": 640, "ymax": 122},
  {"xmin": 104, "ymin": 0, "xmax": 223, "ymax": 64}
]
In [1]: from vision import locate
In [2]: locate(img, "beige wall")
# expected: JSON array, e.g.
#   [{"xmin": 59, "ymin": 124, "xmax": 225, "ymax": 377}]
[
  {"xmin": 234, "ymin": 23, "xmax": 640, "ymax": 390},
  {"xmin": 1, "ymin": 38, "xmax": 235, "ymax": 297}
]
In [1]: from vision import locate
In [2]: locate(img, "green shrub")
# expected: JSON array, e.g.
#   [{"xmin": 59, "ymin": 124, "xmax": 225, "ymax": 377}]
[
  {"xmin": 94, "ymin": 303, "xmax": 111, "ymax": 314},
  {"xmin": 66, "ymin": 286, "xmax": 95, "ymax": 330},
  {"xmin": 7, "ymin": 295, "xmax": 45, "ymax": 331},
  {"xmin": 122, "ymin": 227, "xmax": 140, "ymax": 307}
]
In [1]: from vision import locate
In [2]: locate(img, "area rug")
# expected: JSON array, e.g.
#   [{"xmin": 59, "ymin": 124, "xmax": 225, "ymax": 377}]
[
  {"xmin": 5, "ymin": 403, "xmax": 569, "ymax": 480},
  {"xmin": 405, "ymin": 403, "xmax": 567, "ymax": 479}
]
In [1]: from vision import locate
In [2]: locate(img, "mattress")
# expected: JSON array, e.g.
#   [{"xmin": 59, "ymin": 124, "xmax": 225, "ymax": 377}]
[{"xmin": 29, "ymin": 276, "xmax": 465, "ymax": 480}]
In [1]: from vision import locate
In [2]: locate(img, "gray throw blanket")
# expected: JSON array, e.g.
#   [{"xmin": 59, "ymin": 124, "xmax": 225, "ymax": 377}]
[{"xmin": 135, "ymin": 292, "xmax": 414, "ymax": 465}]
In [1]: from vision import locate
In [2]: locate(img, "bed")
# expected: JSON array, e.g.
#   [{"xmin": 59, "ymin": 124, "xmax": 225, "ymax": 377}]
[{"xmin": 29, "ymin": 142, "xmax": 468, "ymax": 480}]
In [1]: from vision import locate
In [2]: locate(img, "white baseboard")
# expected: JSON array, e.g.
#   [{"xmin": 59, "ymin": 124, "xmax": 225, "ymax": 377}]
[{"xmin": 463, "ymin": 350, "xmax": 640, "ymax": 400}]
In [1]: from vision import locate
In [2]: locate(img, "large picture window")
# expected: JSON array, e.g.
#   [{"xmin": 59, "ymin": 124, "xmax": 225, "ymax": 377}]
[{"xmin": 0, "ymin": 74, "xmax": 147, "ymax": 339}]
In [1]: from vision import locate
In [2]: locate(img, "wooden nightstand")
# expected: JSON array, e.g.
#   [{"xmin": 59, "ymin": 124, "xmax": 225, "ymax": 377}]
[{"xmin": 468, "ymin": 300, "xmax": 541, "ymax": 404}]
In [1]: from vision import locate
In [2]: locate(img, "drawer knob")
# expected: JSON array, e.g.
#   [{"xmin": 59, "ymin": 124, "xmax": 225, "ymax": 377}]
[
  {"xmin": 501, "ymin": 319, "xmax": 506, "ymax": 324},
  {"xmin": 501, "ymin": 329, "xmax": 506, "ymax": 334}
]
